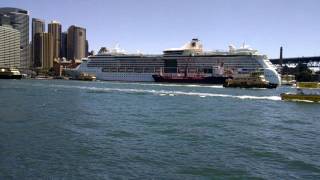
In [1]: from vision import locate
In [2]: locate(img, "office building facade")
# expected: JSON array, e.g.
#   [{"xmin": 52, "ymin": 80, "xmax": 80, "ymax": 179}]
[
  {"xmin": 0, "ymin": 25, "xmax": 20, "ymax": 68},
  {"xmin": 67, "ymin": 25, "xmax": 86, "ymax": 61},
  {"xmin": 0, "ymin": 7, "xmax": 30, "ymax": 69},
  {"xmin": 48, "ymin": 21, "xmax": 61, "ymax": 60},
  {"xmin": 33, "ymin": 32, "xmax": 53, "ymax": 70},
  {"xmin": 60, "ymin": 32, "xmax": 68, "ymax": 59},
  {"xmin": 32, "ymin": 18, "xmax": 45, "ymax": 67},
  {"xmin": 85, "ymin": 40, "xmax": 89, "ymax": 57},
  {"xmin": 32, "ymin": 18, "xmax": 45, "ymax": 40}
]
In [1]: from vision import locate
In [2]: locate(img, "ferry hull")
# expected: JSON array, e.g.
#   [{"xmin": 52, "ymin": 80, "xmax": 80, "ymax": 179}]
[
  {"xmin": 223, "ymin": 83, "xmax": 277, "ymax": 89},
  {"xmin": 281, "ymin": 93, "xmax": 320, "ymax": 102},
  {"xmin": 0, "ymin": 75, "xmax": 22, "ymax": 79}
]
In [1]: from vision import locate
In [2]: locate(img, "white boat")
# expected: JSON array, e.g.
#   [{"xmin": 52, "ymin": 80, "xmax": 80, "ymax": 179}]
[
  {"xmin": 75, "ymin": 39, "xmax": 281, "ymax": 86},
  {"xmin": 281, "ymin": 82, "xmax": 320, "ymax": 102}
]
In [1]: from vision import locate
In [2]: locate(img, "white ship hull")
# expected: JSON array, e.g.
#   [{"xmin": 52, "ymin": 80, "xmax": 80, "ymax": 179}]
[
  {"xmin": 75, "ymin": 66, "xmax": 155, "ymax": 82},
  {"xmin": 76, "ymin": 57, "xmax": 281, "ymax": 84}
]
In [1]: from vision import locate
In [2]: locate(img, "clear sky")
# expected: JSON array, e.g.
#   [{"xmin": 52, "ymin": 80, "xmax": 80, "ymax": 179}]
[{"xmin": 1, "ymin": 0, "xmax": 320, "ymax": 58}]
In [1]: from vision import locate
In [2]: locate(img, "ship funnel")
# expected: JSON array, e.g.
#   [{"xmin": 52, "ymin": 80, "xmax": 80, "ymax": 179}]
[
  {"xmin": 98, "ymin": 47, "xmax": 108, "ymax": 54},
  {"xmin": 191, "ymin": 38, "xmax": 199, "ymax": 47},
  {"xmin": 229, "ymin": 44, "xmax": 236, "ymax": 52},
  {"xmin": 180, "ymin": 38, "xmax": 203, "ymax": 52}
]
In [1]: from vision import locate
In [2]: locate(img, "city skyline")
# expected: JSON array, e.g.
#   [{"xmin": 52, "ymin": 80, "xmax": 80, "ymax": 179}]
[{"xmin": 1, "ymin": 0, "xmax": 320, "ymax": 58}]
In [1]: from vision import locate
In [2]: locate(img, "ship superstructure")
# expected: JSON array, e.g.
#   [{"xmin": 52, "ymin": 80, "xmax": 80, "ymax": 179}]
[{"xmin": 76, "ymin": 39, "xmax": 281, "ymax": 85}]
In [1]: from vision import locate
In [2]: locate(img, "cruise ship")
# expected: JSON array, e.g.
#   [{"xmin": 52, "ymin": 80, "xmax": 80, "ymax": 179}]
[{"xmin": 76, "ymin": 39, "xmax": 281, "ymax": 86}]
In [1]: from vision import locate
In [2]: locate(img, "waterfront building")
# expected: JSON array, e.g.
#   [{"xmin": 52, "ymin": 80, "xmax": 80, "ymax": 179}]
[
  {"xmin": 0, "ymin": 25, "xmax": 20, "ymax": 68},
  {"xmin": 67, "ymin": 25, "xmax": 86, "ymax": 61},
  {"xmin": 33, "ymin": 32, "xmax": 53, "ymax": 70},
  {"xmin": 60, "ymin": 32, "xmax": 68, "ymax": 59},
  {"xmin": 0, "ymin": 7, "xmax": 30, "ymax": 69},
  {"xmin": 48, "ymin": 21, "xmax": 62, "ymax": 60},
  {"xmin": 32, "ymin": 18, "xmax": 45, "ymax": 67}
]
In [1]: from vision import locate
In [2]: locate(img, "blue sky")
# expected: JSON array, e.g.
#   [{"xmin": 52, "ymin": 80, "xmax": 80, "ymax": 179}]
[{"xmin": 1, "ymin": 0, "xmax": 320, "ymax": 58}]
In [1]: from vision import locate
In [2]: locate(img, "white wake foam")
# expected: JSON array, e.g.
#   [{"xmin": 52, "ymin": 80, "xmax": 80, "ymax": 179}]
[
  {"xmin": 97, "ymin": 81, "xmax": 224, "ymax": 89},
  {"xmin": 42, "ymin": 84, "xmax": 281, "ymax": 101}
]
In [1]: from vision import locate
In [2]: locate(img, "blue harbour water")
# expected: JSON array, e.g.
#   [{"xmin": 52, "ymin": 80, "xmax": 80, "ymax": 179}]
[{"xmin": 0, "ymin": 79, "xmax": 320, "ymax": 179}]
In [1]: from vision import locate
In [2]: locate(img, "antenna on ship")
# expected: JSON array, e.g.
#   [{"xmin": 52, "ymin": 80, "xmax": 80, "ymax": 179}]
[
  {"xmin": 114, "ymin": 43, "xmax": 120, "ymax": 51},
  {"xmin": 242, "ymin": 41, "xmax": 246, "ymax": 48}
]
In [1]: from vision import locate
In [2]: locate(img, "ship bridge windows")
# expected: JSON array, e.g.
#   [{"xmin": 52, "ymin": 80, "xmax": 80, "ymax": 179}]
[
  {"xmin": 163, "ymin": 50, "xmax": 185, "ymax": 56},
  {"xmin": 202, "ymin": 68, "xmax": 213, "ymax": 74}
]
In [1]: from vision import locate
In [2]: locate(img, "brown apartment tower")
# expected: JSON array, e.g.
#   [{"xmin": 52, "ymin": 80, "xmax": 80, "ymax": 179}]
[
  {"xmin": 67, "ymin": 25, "xmax": 86, "ymax": 61},
  {"xmin": 32, "ymin": 18, "xmax": 45, "ymax": 67},
  {"xmin": 48, "ymin": 21, "xmax": 62, "ymax": 60},
  {"xmin": 33, "ymin": 32, "xmax": 53, "ymax": 70}
]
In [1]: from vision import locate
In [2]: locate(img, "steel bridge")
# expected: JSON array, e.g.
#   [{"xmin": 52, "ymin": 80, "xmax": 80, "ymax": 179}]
[{"xmin": 270, "ymin": 56, "xmax": 320, "ymax": 68}]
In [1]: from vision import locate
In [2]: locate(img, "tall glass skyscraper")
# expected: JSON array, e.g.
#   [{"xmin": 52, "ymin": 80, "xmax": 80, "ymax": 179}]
[
  {"xmin": 60, "ymin": 32, "xmax": 68, "ymax": 59},
  {"xmin": 32, "ymin": 18, "xmax": 45, "ymax": 67},
  {"xmin": 0, "ymin": 7, "xmax": 30, "ymax": 69},
  {"xmin": 32, "ymin": 18, "xmax": 45, "ymax": 40}
]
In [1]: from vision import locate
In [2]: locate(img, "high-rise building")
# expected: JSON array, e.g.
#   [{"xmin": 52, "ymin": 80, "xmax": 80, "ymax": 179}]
[
  {"xmin": 0, "ymin": 13, "xmax": 11, "ymax": 25},
  {"xmin": 32, "ymin": 18, "xmax": 45, "ymax": 67},
  {"xmin": 0, "ymin": 7, "xmax": 29, "ymax": 69},
  {"xmin": 60, "ymin": 32, "xmax": 68, "ymax": 59},
  {"xmin": 48, "ymin": 21, "xmax": 61, "ymax": 60},
  {"xmin": 0, "ymin": 25, "xmax": 20, "ymax": 68},
  {"xmin": 67, "ymin": 25, "xmax": 86, "ymax": 61},
  {"xmin": 85, "ymin": 40, "xmax": 89, "ymax": 57},
  {"xmin": 32, "ymin": 18, "xmax": 45, "ymax": 40},
  {"xmin": 33, "ymin": 32, "xmax": 53, "ymax": 70}
]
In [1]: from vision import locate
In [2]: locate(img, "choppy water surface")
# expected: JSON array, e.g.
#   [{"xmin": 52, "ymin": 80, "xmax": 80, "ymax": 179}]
[{"xmin": 0, "ymin": 79, "xmax": 319, "ymax": 179}]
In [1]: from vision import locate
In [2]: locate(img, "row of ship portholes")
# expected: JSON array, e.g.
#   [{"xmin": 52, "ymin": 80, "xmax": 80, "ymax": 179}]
[{"xmin": 101, "ymin": 74, "xmax": 149, "ymax": 80}]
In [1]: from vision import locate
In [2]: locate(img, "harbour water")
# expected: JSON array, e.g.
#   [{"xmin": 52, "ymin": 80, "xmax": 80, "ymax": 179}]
[{"xmin": 0, "ymin": 79, "xmax": 319, "ymax": 179}]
